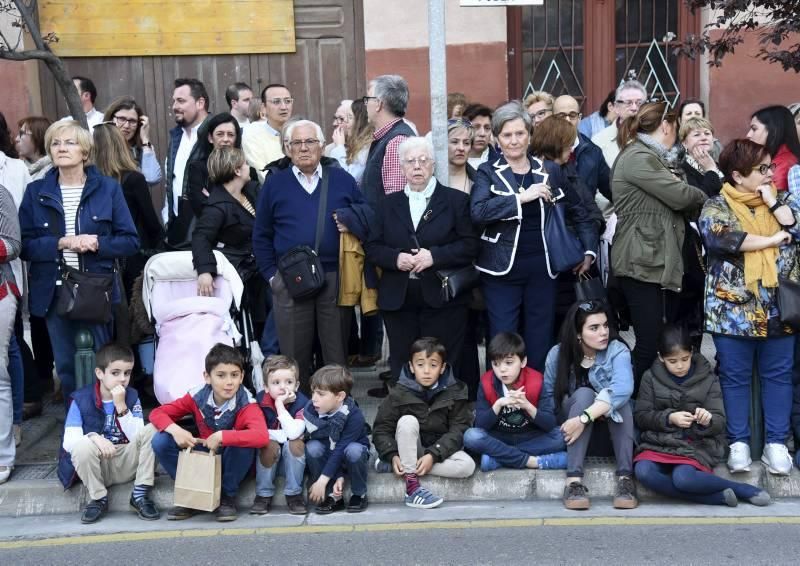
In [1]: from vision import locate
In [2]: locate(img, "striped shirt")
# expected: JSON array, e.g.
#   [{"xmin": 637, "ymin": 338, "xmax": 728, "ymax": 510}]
[{"xmin": 61, "ymin": 184, "xmax": 83, "ymax": 269}]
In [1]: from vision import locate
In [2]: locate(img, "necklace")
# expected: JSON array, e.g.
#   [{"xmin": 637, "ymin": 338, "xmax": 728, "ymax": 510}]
[{"xmin": 580, "ymin": 353, "xmax": 596, "ymax": 369}]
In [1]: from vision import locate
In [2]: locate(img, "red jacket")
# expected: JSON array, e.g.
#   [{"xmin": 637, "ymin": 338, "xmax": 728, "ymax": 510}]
[
  {"xmin": 773, "ymin": 144, "xmax": 799, "ymax": 191},
  {"xmin": 149, "ymin": 391, "xmax": 269, "ymax": 448}
]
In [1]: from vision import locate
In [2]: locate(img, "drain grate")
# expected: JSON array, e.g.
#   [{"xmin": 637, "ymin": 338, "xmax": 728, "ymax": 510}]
[{"xmin": 13, "ymin": 463, "xmax": 57, "ymax": 480}]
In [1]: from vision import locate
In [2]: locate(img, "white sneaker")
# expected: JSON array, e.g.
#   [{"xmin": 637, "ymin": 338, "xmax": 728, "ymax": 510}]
[
  {"xmin": 0, "ymin": 466, "xmax": 11, "ymax": 484},
  {"xmin": 761, "ymin": 443, "xmax": 793, "ymax": 475},
  {"xmin": 727, "ymin": 441, "xmax": 752, "ymax": 473}
]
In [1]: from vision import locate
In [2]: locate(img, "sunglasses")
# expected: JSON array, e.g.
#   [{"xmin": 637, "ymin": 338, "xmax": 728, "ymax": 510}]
[{"xmin": 578, "ymin": 300, "xmax": 602, "ymax": 313}]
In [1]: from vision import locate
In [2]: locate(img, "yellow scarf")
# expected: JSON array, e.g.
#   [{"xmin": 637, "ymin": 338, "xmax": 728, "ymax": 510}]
[{"xmin": 720, "ymin": 182, "xmax": 780, "ymax": 293}]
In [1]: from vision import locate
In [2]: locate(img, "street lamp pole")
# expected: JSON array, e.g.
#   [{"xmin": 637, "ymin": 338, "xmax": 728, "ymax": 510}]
[{"xmin": 428, "ymin": 0, "xmax": 448, "ymax": 185}]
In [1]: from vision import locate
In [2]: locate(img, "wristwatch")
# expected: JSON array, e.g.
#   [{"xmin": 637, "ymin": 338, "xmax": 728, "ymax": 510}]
[{"xmin": 579, "ymin": 411, "xmax": 592, "ymax": 425}]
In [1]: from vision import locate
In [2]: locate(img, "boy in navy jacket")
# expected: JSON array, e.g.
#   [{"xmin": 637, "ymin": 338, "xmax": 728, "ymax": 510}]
[
  {"xmin": 463, "ymin": 332, "xmax": 567, "ymax": 471},
  {"xmin": 58, "ymin": 344, "xmax": 159, "ymax": 524},
  {"xmin": 252, "ymin": 355, "xmax": 309, "ymax": 515},
  {"xmin": 304, "ymin": 365, "xmax": 370, "ymax": 514}
]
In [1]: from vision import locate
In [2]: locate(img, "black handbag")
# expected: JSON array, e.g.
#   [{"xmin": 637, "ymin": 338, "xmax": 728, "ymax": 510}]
[
  {"xmin": 437, "ymin": 264, "xmax": 480, "ymax": 303},
  {"xmin": 544, "ymin": 198, "xmax": 585, "ymax": 274},
  {"xmin": 574, "ymin": 273, "xmax": 606, "ymax": 302},
  {"xmin": 56, "ymin": 261, "xmax": 115, "ymax": 324},
  {"xmin": 777, "ymin": 276, "xmax": 800, "ymax": 330},
  {"xmin": 277, "ymin": 169, "xmax": 329, "ymax": 300}
]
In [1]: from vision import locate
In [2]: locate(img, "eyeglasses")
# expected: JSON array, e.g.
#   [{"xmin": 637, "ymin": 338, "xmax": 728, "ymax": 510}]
[
  {"xmin": 361, "ymin": 96, "xmax": 379, "ymax": 105},
  {"xmin": 750, "ymin": 163, "xmax": 777, "ymax": 175},
  {"xmin": 402, "ymin": 157, "xmax": 432, "ymax": 167},
  {"xmin": 16, "ymin": 130, "xmax": 33, "ymax": 139},
  {"xmin": 50, "ymin": 139, "xmax": 80, "ymax": 148},
  {"xmin": 267, "ymin": 97, "xmax": 293, "ymax": 106},
  {"xmin": 529, "ymin": 109, "xmax": 552, "ymax": 120},
  {"xmin": 615, "ymin": 99, "xmax": 644, "ymax": 108},
  {"xmin": 113, "ymin": 115, "xmax": 139, "ymax": 127},
  {"xmin": 288, "ymin": 138, "xmax": 320, "ymax": 149},
  {"xmin": 554, "ymin": 111, "xmax": 582, "ymax": 121},
  {"xmin": 333, "ymin": 114, "xmax": 349, "ymax": 124},
  {"xmin": 578, "ymin": 300, "xmax": 601, "ymax": 313}
]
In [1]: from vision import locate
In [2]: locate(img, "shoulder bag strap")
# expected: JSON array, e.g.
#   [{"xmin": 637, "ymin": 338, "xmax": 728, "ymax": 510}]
[{"xmin": 313, "ymin": 167, "xmax": 330, "ymax": 253}]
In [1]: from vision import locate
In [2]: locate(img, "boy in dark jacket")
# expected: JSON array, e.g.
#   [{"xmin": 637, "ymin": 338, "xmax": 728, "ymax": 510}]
[
  {"xmin": 304, "ymin": 365, "xmax": 370, "ymax": 514},
  {"xmin": 149, "ymin": 343, "xmax": 268, "ymax": 522},
  {"xmin": 59, "ymin": 343, "xmax": 159, "ymax": 524},
  {"xmin": 373, "ymin": 338, "xmax": 475, "ymax": 509},
  {"xmin": 252, "ymin": 355, "xmax": 309, "ymax": 515},
  {"xmin": 463, "ymin": 332, "xmax": 567, "ymax": 472}
]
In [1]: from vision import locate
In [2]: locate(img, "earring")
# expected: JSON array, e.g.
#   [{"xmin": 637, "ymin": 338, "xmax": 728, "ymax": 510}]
[{"xmin": 577, "ymin": 337, "xmax": 582, "ymax": 343}]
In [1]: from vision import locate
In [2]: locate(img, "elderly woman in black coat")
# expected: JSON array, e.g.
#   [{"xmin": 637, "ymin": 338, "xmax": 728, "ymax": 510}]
[{"xmin": 365, "ymin": 136, "xmax": 478, "ymax": 383}]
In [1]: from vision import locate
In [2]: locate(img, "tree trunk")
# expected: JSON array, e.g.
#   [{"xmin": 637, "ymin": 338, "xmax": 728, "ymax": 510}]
[{"xmin": 44, "ymin": 55, "xmax": 88, "ymax": 130}]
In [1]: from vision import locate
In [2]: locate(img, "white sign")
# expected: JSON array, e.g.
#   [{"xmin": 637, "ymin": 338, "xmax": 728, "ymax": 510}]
[{"xmin": 460, "ymin": 0, "xmax": 544, "ymax": 6}]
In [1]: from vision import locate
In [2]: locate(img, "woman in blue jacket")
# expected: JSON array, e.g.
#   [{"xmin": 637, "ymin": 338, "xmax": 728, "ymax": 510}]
[
  {"xmin": 19, "ymin": 120, "xmax": 139, "ymax": 400},
  {"xmin": 471, "ymin": 102, "xmax": 599, "ymax": 371}
]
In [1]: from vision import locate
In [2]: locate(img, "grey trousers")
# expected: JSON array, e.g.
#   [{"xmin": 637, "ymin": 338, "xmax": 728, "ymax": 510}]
[
  {"xmin": 272, "ymin": 271, "xmax": 351, "ymax": 387},
  {"xmin": 561, "ymin": 387, "xmax": 633, "ymax": 477},
  {"xmin": 0, "ymin": 296, "xmax": 18, "ymax": 467}
]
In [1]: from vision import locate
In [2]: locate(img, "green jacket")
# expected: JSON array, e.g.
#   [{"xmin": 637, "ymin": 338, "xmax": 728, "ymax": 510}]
[
  {"xmin": 634, "ymin": 354, "xmax": 726, "ymax": 469},
  {"xmin": 610, "ymin": 140, "xmax": 708, "ymax": 291},
  {"xmin": 372, "ymin": 367, "xmax": 473, "ymax": 463}
]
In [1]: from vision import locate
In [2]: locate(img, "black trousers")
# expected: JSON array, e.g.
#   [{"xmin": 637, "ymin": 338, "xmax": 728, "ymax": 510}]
[
  {"xmin": 618, "ymin": 276, "xmax": 679, "ymax": 395},
  {"xmin": 382, "ymin": 280, "xmax": 468, "ymax": 382}
]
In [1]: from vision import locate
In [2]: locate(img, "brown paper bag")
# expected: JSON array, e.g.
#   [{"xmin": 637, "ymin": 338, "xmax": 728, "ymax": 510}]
[{"xmin": 173, "ymin": 448, "xmax": 221, "ymax": 512}]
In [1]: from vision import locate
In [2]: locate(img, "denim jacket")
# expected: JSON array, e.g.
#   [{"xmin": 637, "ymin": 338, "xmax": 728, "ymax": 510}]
[
  {"xmin": 19, "ymin": 166, "xmax": 139, "ymax": 317},
  {"xmin": 544, "ymin": 339, "xmax": 634, "ymax": 423}
]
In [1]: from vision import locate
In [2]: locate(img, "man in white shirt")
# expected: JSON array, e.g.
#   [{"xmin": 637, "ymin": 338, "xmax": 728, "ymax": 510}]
[
  {"xmin": 225, "ymin": 82, "xmax": 254, "ymax": 127},
  {"xmin": 163, "ymin": 78, "xmax": 210, "ymax": 243},
  {"xmin": 242, "ymin": 84, "xmax": 294, "ymax": 183},
  {"xmin": 63, "ymin": 76, "xmax": 104, "ymax": 132}
]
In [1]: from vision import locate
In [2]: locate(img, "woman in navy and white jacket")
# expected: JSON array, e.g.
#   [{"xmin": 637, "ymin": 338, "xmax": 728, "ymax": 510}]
[{"xmin": 471, "ymin": 102, "xmax": 599, "ymax": 371}]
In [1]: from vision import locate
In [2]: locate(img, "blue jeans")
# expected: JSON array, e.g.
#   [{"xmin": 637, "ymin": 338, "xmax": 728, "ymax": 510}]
[
  {"xmin": 151, "ymin": 431, "xmax": 255, "ymax": 498},
  {"xmin": 255, "ymin": 442, "xmax": 306, "ymax": 497},
  {"xmin": 634, "ymin": 460, "xmax": 761, "ymax": 505},
  {"xmin": 463, "ymin": 427, "xmax": 565, "ymax": 469},
  {"xmin": 713, "ymin": 335, "xmax": 794, "ymax": 444},
  {"xmin": 8, "ymin": 334, "xmax": 22, "ymax": 425},
  {"xmin": 305, "ymin": 439, "xmax": 369, "ymax": 497},
  {"xmin": 45, "ymin": 298, "xmax": 113, "ymax": 400}
]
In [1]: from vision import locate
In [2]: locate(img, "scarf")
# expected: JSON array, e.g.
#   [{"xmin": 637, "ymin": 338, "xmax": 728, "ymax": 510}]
[
  {"xmin": 720, "ymin": 182, "xmax": 781, "ymax": 293},
  {"xmin": 304, "ymin": 396, "xmax": 356, "ymax": 449},
  {"xmin": 193, "ymin": 384, "xmax": 252, "ymax": 433},
  {"xmin": 638, "ymin": 133, "xmax": 682, "ymax": 171},
  {"xmin": 404, "ymin": 177, "xmax": 436, "ymax": 230}
]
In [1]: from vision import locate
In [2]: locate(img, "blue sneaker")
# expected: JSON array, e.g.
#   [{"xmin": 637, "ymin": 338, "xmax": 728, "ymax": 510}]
[
  {"xmin": 537, "ymin": 451, "xmax": 568, "ymax": 470},
  {"xmin": 480, "ymin": 454, "xmax": 501, "ymax": 472},
  {"xmin": 374, "ymin": 458, "xmax": 392, "ymax": 474},
  {"xmin": 404, "ymin": 486, "xmax": 444, "ymax": 509}
]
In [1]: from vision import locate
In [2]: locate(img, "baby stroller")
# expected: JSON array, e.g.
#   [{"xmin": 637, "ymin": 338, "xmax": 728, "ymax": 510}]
[{"xmin": 142, "ymin": 251, "xmax": 261, "ymax": 404}]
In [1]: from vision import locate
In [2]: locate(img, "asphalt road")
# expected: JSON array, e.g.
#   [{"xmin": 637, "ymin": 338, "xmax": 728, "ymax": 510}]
[{"xmin": 3, "ymin": 519, "xmax": 800, "ymax": 565}]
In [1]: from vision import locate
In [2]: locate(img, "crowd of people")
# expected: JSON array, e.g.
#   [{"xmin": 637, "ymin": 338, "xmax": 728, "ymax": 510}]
[{"xmin": 1, "ymin": 73, "xmax": 800, "ymax": 524}]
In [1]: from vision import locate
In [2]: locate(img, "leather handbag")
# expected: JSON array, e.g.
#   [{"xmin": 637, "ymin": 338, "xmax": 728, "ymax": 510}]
[
  {"xmin": 56, "ymin": 261, "xmax": 115, "ymax": 324},
  {"xmin": 777, "ymin": 277, "xmax": 800, "ymax": 330},
  {"xmin": 437, "ymin": 264, "xmax": 480, "ymax": 303},
  {"xmin": 543, "ymin": 199, "xmax": 585, "ymax": 274},
  {"xmin": 574, "ymin": 273, "xmax": 606, "ymax": 302},
  {"xmin": 277, "ymin": 169, "xmax": 329, "ymax": 300}
]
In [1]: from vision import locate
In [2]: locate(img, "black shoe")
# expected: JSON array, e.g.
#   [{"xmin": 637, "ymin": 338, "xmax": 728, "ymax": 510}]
[
  {"xmin": 315, "ymin": 496, "xmax": 345, "ymax": 515},
  {"xmin": 167, "ymin": 506, "xmax": 198, "ymax": 521},
  {"xmin": 81, "ymin": 499, "xmax": 108, "ymax": 524},
  {"xmin": 378, "ymin": 370, "xmax": 393, "ymax": 381},
  {"xmin": 250, "ymin": 495, "xmax": 272, "ymax": 515},
  {"xmin": 215, "ymin": 495, "xmax": 238, "ymax": 522},
  {"xmin": 367, "ymin": 384, "xmax": 390, "ymax": 398},
  {"xmin": 129, "ymin": 495, "xmax": 160, "ymax": 520},
  {"xmin": 346, "ymin": 494, "xmax": 368, "ymax": 513},
  {"xmin": 613, "ymin": 476, "xmax": 639, "ymax": 509},
  {"xmin": 285, "ymin": 494, "xmax": 308, "ymax": 515}
]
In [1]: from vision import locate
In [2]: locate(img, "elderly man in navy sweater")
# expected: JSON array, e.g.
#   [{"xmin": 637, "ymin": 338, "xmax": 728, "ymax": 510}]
[{"xmin": 253, "ymin": 119, "xmax": 365, "ymax": 389}]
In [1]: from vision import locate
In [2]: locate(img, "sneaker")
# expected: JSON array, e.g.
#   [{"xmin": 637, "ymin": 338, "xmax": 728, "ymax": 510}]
[
  {"xmin": 404, "ymin": 486, "xmax": 444, "ymax": 509},
  {"xmin": 537, "ymin": 451, "xmax": 568, "ymax": 470},
  {"xmin": 613, "ymin": 476, "xmax": 639, "ymax": 509},
  {"xmin": 315, "ymin": 496, "xmax": 345, "ymax": 514},
  {"xmin": 727, "ymin": 441, "xmax": 752, "ymax": 473},
  {"xmin": 215, "ymin": 495, "xmax": 238, "ymax": 522},
  {"xmin": 285, "ymin": 494, "xmax": 308, "ymax": 515},
  {"xmin": 129, "ymin": 494, "xmax": 160, "ymax": 520},
  {"xmin": 722, "ymin": 488, "xmax": 738, "ymax": 508},
  {"xmin": 761, "ymin": 443, "xmax": 793, "ymax": 475},
  {"xmin": 249, "ymin": 495, "xmax": 272, "ymax": 515},
  {"xmin": 563, "ymin": 481, "xmax": 590, "ymax": 510},
  {"xmin": 746, "ymin": 490, "xmax": 771, "ymax": 507},
  {"xmin": 0, "ymin": 465, "xmax": 11, "ymax": 484},
  {"xmin": 480, "ymin": 454, "xmax": 501, "ymax": 472},
  {"xmin": 167, "ymin": 506, "xmax": 198, "ymax": 521},
  {"xmin": 374, "ymin": 458, "xmax": 392, "ymax": 474},
  {"xmin": 346, "ymin": 494, "xmax": 369, "ymax": 513},
  {"xmin": 81, "ymin": 498, "xmax": 108, "ymax": 524}
]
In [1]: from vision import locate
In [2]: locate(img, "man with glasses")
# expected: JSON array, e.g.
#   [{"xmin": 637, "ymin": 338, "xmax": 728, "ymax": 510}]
[
  {"xmin": 253, "ymin": 120, "xmax": 364, "ymax": 387},
  {"xmin": 361, "ymin": 74, "xmax": 415, "ymax": 207},
  {"xmin": 463, "ymin": 103, "xmax": 498, "ymax": 169},
  {"xmin": 591, "ymin": 80, "xmax": 647, "ymax": 170},
  {"xmin": 243, "ymin": 83, "xmax": 294, "ymax": 183}
]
